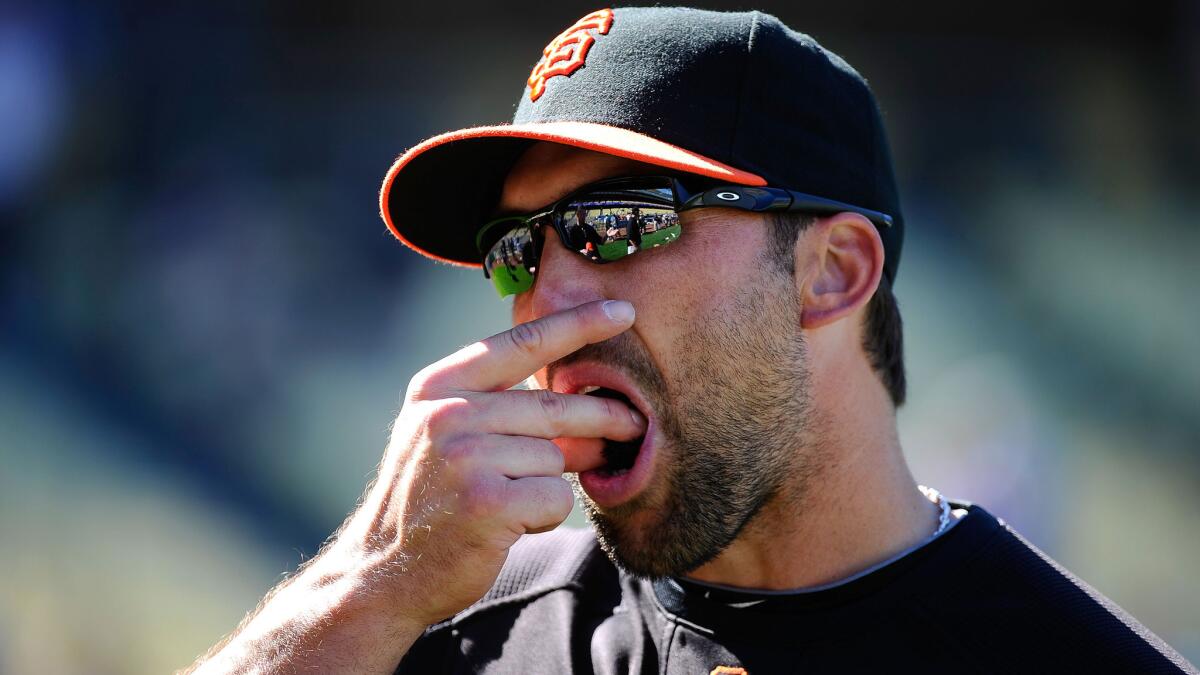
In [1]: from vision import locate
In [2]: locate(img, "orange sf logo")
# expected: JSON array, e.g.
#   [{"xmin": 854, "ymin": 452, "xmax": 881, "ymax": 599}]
[{"xmin": 527, "ymin": 8, "xmax": 614, "ymax": 102}]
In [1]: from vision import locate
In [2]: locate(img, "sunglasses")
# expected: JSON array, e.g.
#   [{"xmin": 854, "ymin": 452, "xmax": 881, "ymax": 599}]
[{"xmin": 476, "ymin": 175, "xmax": 894, "ymax": 298}]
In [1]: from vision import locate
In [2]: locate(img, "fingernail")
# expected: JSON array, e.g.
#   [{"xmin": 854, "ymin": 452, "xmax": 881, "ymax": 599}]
[
  {"xmin": 602, "ymin": 300, "xmax": 635, "ymax": 323},
  {"xmin": 629, "ymin": 408, "xmax": 646, "ymax": 427}
]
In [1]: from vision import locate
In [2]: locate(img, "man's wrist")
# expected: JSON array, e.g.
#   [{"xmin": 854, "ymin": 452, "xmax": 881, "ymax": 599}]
[
  {"xmin": 297, "ymin": 544, "xmax": 432, "ymax": 637},
  {"xmin": 193, "ymin": 547, "xmax": 429, "ymax": 674}
]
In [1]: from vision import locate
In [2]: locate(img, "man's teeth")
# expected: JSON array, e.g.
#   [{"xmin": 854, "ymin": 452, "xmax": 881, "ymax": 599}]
[{"xmin": 579, "ymin": 385, "xmax": 601, "ymax": 395}]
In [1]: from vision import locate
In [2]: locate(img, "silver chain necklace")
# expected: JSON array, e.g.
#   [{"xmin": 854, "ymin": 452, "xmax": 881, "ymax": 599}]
[{"xmin": 917, "ymin": 484, "xmax": 952, "ymax": 537}]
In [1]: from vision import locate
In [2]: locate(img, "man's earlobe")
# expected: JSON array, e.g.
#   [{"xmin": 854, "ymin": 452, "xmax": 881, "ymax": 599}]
[{"xmin": 800, "ymin": 213, "xmax": 885, "ymax": 329}]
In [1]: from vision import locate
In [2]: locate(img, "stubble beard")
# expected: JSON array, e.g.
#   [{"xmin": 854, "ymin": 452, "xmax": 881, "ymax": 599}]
[{"xmin": 560, "ymin": 281, "xmax": 820, "ymax": 579}]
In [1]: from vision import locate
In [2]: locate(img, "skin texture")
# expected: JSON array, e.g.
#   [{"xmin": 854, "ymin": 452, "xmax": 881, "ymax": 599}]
[
  {"xmin": 542, "ymin": 229, "xmax": 818, "ymax": 578},
  {"xmin": 186, "ymin": 142, "xmax": 941, "ymax": 673},
  {"xmin": 504, "ymin": 143, "xmax": 939, "ymax": 589},
  {"xmin": 186, "ymin": 298, "xmax": 648, "ymax": 673}
]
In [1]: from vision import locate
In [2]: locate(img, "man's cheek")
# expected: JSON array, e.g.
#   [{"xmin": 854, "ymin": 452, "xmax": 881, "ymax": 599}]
[{"xmin": 511, "ymin": 295, "xmax": 532, "ymax": 326}]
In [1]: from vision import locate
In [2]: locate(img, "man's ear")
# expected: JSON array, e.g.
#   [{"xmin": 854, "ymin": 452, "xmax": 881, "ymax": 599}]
[{"xmin": 798, "ymin": 212, "xmax": 885, "ymax": 329}]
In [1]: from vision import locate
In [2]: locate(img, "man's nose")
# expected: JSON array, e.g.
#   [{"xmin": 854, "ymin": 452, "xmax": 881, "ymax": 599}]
[{"xmin": 526, "ymin": 227, "xmax": 609, "ymax": 320}]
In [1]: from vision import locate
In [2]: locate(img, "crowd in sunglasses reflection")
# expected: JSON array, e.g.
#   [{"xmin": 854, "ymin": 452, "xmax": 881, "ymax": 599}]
[
  {"xmin": 571, "ymin": 205, "xmax": 681, "ymax": 261},
  {"xmin": 480, "ymin": 181, "xmax": 688, "ymax": 297},
  {"xmin": 488, "ymin": 229, "xmax": 535, "ymax": 280},
  {"xmin": 571, "ymin": 207, "xmax": 605, "ymax": 261}
]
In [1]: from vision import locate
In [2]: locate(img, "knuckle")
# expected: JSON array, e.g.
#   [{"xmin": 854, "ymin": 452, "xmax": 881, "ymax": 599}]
[
  {"xmin": 519, "ymin": 438, "xmax": 565, "ymax": 475},
  {"xmin": 534, "ymin": 389, "xmax": 568, "ymax": 423},
  {"xmin": 438, "ymin": 435, "xmax": 479, "ymax": 467},
  {"xmin": 549, "ymin": 479, "xmax": 574, "ymax": 513},
  {"xmin": 462, "ymin": 480, "xmax": 505, "ymax": 520},
  {"xmin": 422, "ymin": 398, "xmax": 472, "ymax": 437},
  {"xmin": 538, "ymin": 440, "xmax": 566, "ymax": 474},
  {"xmin": 507, "ymin": 320, "xmax": 546, "ymax": 356},
  {"xmin": 406, "ymin": 367, "xmax": 439, "ymax": 400},
  {"xmin": 520, "ymin": 478, "xmax": 574, "ymax": 534}
]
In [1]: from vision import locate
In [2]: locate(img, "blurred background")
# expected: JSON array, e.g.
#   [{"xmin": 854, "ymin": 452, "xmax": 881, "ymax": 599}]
[{"xmin": 1, "ymin": 1, "xmax": 1197, "ymax": 672}]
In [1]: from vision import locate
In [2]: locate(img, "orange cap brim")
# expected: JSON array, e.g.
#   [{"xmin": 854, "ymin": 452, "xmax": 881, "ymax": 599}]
[{"xmin": 378, "ymin": 120, "xmax": 766, "ymax": 267}]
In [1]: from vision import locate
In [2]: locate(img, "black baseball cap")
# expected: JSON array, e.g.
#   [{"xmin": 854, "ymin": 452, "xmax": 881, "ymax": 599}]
[{"xmin": 380, "ymin": 7, "xmax": 904, "ymax": 283}]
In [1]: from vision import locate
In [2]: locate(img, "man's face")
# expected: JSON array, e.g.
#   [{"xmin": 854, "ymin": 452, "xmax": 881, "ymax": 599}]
[{"xmin": 504, "ymin": 144, "xmax": 822, "ymax": 578}]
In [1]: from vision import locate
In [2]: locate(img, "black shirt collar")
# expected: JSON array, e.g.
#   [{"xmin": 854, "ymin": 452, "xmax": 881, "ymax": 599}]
[{"xmin": 648, "ymin": 503, "xmax": 1001, "ymax": 634}]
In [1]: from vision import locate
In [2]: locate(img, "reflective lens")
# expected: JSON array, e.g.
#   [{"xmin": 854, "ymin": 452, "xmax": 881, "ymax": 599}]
[
  {"xmin": 483, "ymin": 222, "xmax": 538, "ymax": 297},
  {"xmin": 560, "ymin": 187, "xmax": 679, "ymax": 264},
  {"xmin": 480, "ymin": 180, "xmax": 685, "ymax": 298},
  {"xmin": 478, "ymin": 174, "xmax": 898, "ymax": 298}
]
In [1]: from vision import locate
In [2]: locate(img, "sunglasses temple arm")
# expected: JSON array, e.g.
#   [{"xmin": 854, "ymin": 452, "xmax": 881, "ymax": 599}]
[{"xmin": 783, "ymin": 192, "xmax": 894, "ymax": 228}]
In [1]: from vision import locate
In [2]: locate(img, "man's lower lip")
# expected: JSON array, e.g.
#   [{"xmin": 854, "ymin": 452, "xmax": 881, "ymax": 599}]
[{"xmin": 578, "ymin": 431, "xmax": 655, "ymax": 508}]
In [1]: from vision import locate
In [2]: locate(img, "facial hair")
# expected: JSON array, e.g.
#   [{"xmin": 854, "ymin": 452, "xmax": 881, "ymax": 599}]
[{"xmin": 552, "ymin": 279, "xmax": 819, "ymax": 579}]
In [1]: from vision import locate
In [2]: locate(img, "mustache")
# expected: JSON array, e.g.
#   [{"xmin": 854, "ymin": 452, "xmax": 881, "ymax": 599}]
[{"xmin": 547, "ymin": 331, "xmax": 669, "ymax": 405}]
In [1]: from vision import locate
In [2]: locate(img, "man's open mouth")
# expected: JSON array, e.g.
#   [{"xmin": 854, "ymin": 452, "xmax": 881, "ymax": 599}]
[{"xmin": 579, "ymin": 385, "xmax": 644, "ymax": 475}]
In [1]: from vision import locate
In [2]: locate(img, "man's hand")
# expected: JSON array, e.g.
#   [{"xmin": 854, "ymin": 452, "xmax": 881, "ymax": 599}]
[
  {"xmin": 336, "ymin": 298, "xmax": 643, "ymax": 625},
  {"xmin": 187, "ymin": 300, "xmax": 643, "ymax": 673}
]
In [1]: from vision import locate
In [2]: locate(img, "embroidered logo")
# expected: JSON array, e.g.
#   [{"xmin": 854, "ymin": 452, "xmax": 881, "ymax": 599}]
[
  {"xmin": 710, "ymin": 667, "xmax": 748, "ymax": 675},
  {"xmin": 527, "ymin": 8, "xmax": 614, "ymax": 102}
]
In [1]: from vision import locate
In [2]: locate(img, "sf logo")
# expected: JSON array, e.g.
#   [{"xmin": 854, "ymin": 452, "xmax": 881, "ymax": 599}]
[{"xmin": 527, "ymin": 8, "xmax": 614, "ymax": 102}]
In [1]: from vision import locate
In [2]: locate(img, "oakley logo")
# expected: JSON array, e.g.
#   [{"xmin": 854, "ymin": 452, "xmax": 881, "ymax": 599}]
[
  {"xmin": 527, "ymin": 8, "xmax": 614, "ymax": 102},
  {"xmin": 716, "ymin": 191, "xmax": 740, "ymax": 201}
]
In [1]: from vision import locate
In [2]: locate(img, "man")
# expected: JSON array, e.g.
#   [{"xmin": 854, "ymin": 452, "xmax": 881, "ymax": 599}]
[
  {"xmin": 627, "ymin": 207, "xmax": 642, "ymax": 253},
  {"xmin": 572, "ymin": 204, "xmax": 605, "ymax": 260},
  {"xmin": 190, "ymin": 7, "xmax": 1196, "ymax": 674}
]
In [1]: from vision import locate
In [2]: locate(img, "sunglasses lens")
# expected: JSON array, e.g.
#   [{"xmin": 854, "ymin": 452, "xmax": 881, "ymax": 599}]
[
  {"xmin": 480, "ymin": 181, "xmax": 684, "ymax": 298},
  {"xmin": 484, "ymin": 223, "xmax": 537, "ymax": 297},
  {"xmin": 561, "ymin": 186, "xmax": 680, "ymax": 262}
]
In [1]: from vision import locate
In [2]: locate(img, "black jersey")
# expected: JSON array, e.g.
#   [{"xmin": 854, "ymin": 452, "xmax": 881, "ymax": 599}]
[{"xmin": 396, "ymin": 503, "xmax": 1195, "ymax": 674}]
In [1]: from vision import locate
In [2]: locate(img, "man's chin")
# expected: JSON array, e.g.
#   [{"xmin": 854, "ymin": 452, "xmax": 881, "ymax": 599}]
[
  {"xmin": 578, "ymin": 496, "xmax": 719, "ymax": 580},
  {"xmin": 591, "ymin": 519, "xmax": 679, "ymax": 579}
]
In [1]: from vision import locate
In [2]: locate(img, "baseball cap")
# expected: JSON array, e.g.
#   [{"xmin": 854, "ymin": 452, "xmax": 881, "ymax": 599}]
[{"xmin": 379, "ymin": 7, "xmax": 905, "ymax": 283}]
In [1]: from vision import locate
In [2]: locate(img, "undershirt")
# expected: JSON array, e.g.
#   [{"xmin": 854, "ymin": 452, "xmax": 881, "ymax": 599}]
[{"xmin": 396, "ymin": 502, "xmax": 1196, "ymax": 674}]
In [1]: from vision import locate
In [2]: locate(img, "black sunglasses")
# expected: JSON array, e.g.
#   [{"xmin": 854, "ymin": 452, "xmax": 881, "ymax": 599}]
[{"xmin": 476, "ymin": 175, "xmax": 893, "ymax": 297}]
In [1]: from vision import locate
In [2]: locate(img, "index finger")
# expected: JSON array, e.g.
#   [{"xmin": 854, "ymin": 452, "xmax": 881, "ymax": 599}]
[{"xmin": 419, "ymin": 300, "xmax": 635, "ymax": 394}]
